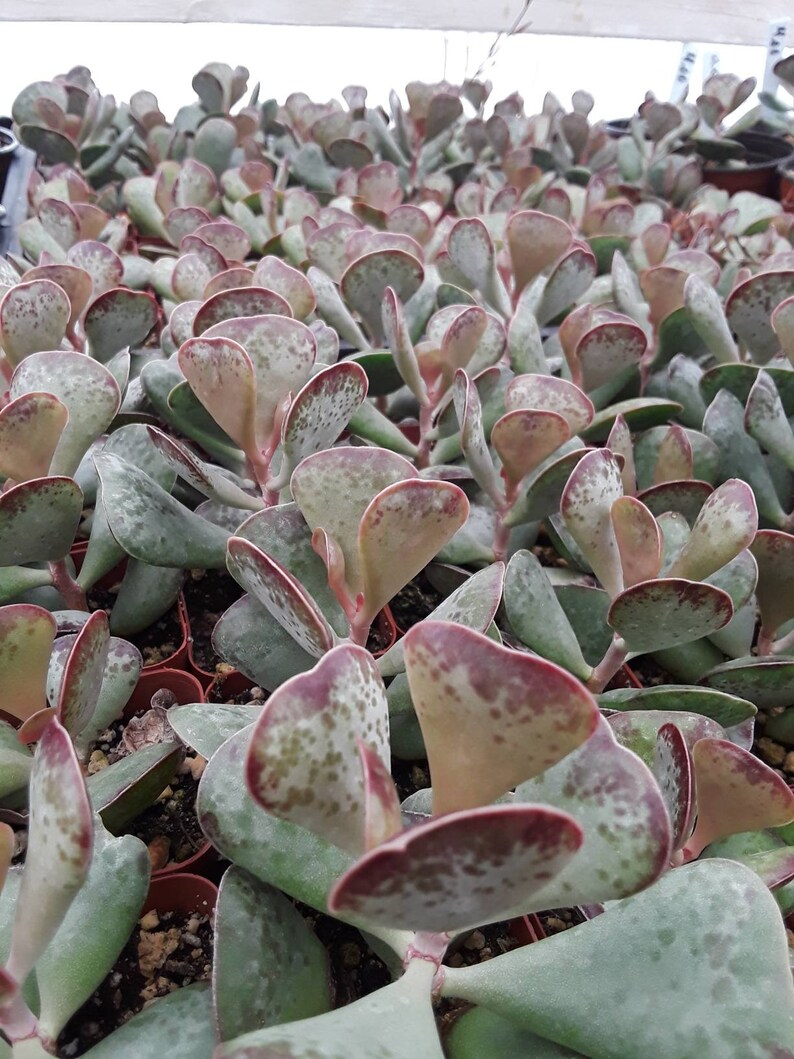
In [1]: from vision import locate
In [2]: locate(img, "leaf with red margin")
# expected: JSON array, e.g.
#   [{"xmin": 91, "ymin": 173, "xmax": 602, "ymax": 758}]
[
  {"xmin": 146, "ymin": 427, "xmax": 263, "ymax": 511},
  {"xmin": 357, "ymin": 739, "xmax": 402, "ymax": 852},
  {"xmin": 684, "ymin": 272, "xmax": 739, "ymax": 365},
  {"xmin": 0, "ymin": 392, "xmax": 67, "ymax": 483},
  {"xmin": 506, "ymin": 210, "xmax": 573, "ymax": 296},
  {"xmin": 403, "ymin": 622, "xmax": 599, "ymax": 815},
  {"xmin": 610, "ymin": 496, "xmax": 662, "ymax": 588},
  {"xmin": 6, "ymin": 718, "xmax": 93, "ymax": 986},
  {"xmin": 253, "ymin": 257, "xmax": 316, "ymax": 319},
  {"xmin": 11, "ymin": 351, "xmax": 121, "ymax": 477},
  {"xmin": 329, "ymin": 803, "xmax": 582, "ymax": 934},
  {"xmin": 606, "ymin": 413, "xmax": 636, "ymax": 494},
  {"xmin": 492, "ymin": 409, "xmax": 571, "ymax": 495},
  {"xmin": 446, "ymin": 217, "xmax": 495, "ymax": 295},
  {"xmin": 725, "ymin": 268, "xmax": 794, "ymax": 364},
  {"xmin": 654, "ymin": 723, "xmax": 695, "ymax": 852},
  {"xmin": 684, "ymin": 739, "xmax": 794, "ymax": 859},
  {"xmin": 667, "ymin": 479, "xmax": 758, "ymax": 581},
  {"xmin": 245, "ymin": 645, "xmax": 389, "ymax": 856},
  {"xmin": 340, "ymin": 249, "xmax": 424, "ymax": 344},
  {"xmin": 576, "ymin": 321, "xmax": 647, "ymax": 392},
  {"xmin": 608, "ymin": 710, "xmax": 725, "ymax": 767},
  {"xmin": 0, "ymin": 604, "xmax": 56, "ymax": 722},
  {"xmin": 452, "ymin": 371, "xmax": 501, "ymax": 502},
  {"xmin": 84, "ymin": 288, "xmax": 157, "ymax": 363},
  {"xmin": 772, "ymin": 294, "xmax": 794, "ymax": 362},
  {"xmin": 358, "ymin": 481, "xmax": 469, "ymax": 628},
  {"xmin": 637, "ymin": 480, "xmax": 712, "ymax": 526},
  {"xmin": 193, "ymin": 287, "xmax": 293, "ymax": 336},
  {"xmin": 744, "ymin": 370, "xmax": 794, "ymax": 468},
  {"xmin": 0, "ymin": 278, "xmax": 70, "ymax": 367},
  {"xmin": 194, "ymin": 219, "xmax": 251, "ymax": 262},
  {"xmin": 172, "ymin": 252, "xmax": 215, "ymax": 302},
  {"xmin": 178, "ymin": 335, "xmax": 257, "ymax": 457},
  {"xmin": 561, "ymin": 448, "xmax": 625, "ymax": 598},
  {"xmin": 751, "ymin": 529, "xmax": 794, "ymax": 639},
  {"xmin": 608, "ymin": 578, "xmax": 733, "ymax": 653},
  {"xmin": 227, "ymin": 537, "xmax": 334, "ymax": 658},
  {"xmin": 25, "ymin": 263, "xmax": 92, "ymax": 334},
  {"xmin": 438, "ymin": 306, "xmax": 489, "ymax": 388},
  {"xmin": 514, "ymin": 715, "xmax": 672, "ymax": 906},
  {"xmin": 66, "ymin": 240, "xmax": 124, "ymax": 295},
  {"xmin": 381, "ymin": 287, "xmax": 427, "ymax": 405},
  {"xmin": 536, "ymin": 246, "xmax": 598, "ymax": 327},
  {"xmin": 281, "ymin": 362, "xmax": 368, "ymax": 478},
  {"xmin": 56, "ymin": 610, "xmax": 110, "ymax": 740},
  {"xmin": 204, "ymin": 267, "xmax": 254, "ymax": 299},
  {"xmin": 202, "ymin": 315, "xmax": 317, "ymax": 447},
  {"xmin": 357, "ymin": 162, "xmax": 403, "ymax": 212},
  {"xmin": 291, "ymin": 446, "xmax": 417, "ymax": 599},
  {"xmin": 0, "ymin": 821, "xmax": 13, "ymax": 894},
  {"xmin": 0, "ymin": 476, "xmax": 83, "ymax": 566}
]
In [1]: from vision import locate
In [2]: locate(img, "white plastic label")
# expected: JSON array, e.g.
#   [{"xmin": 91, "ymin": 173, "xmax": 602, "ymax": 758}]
[
  {"xmin": 670, "ymin": 43, "xmax": 698, "ymax": 104},
  {"xmin": 762, "ymin": 20, "xmax": 789, "ymax": 96}
]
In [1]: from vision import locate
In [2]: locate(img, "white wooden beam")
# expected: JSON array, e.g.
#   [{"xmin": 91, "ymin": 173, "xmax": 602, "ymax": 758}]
[{"xmin": 0, "ymin": 0, "xmax": 790, "ymax": 46}]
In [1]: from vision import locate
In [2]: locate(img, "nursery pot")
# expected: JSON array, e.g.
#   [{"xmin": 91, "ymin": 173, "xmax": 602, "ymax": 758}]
[
  {"xmin": 702, "ymin": 131, "xmax": 794, "ymax": 198},
  {"xmin": 142, "ymin": 871, "xmax": 218, "ymax": 919},
  {"xmin": 781, "ymin": 166, "xmax": 794, "ymax": 212},
  {"xmin": 207, "ymin": 670, "xmax": 256, "ymax": 703},
  {"xmin": 123, "ymin": 668, "xmax": 216, "ymax": 879},
  {"xmin": 69, "ymin": 542, "xmax": 192, "ymax": 674}
]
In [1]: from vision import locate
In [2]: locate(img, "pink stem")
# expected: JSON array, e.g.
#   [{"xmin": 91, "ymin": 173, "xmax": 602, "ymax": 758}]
[
  {"xmin": 586, "ymin": 636, "xmax": 629, "ymax": 694},
  {"xmin": 48, "ymin": 559, "xmax": 88, "ymax": 611},
  {"xmin": 415, "ymin": 402, "xmax": 435, "ymax": 470}
]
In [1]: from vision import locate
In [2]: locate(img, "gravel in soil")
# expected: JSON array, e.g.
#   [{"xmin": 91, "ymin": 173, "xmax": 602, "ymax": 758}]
[
  {"xmin": 89, "ymin": 583, "xmax": 183, "ymax": 668},
  {"xmin": 182, "ymin": 569, "xmax": 243, "ymax": 674},
  {"xmin": 57, "ymin": 907, "xmax": 213, "ymax": 1057},
  {"xmin": 294, "ymin": 904, "xmax": 393, "ymax": 1007},
  {"xmin": 208, "ymin": 678, "xmax": 268, "ymax": 707}
]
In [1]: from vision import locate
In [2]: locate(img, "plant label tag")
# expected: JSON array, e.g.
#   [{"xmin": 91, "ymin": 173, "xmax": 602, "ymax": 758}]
[
  {"xmin": 702, "ymin": 51, "xmax": 720, "ymax": 86},
  {"xmin": 670, "ymin": 43, "xmax": 698, "ymax": 104},
  {"xmin": 762, "ymin": 19, "xmax": 789, "ymax": 97}
]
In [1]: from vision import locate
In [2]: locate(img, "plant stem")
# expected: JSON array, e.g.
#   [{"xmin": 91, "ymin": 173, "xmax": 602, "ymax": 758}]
[
  {"xmin": 771, "ymin": 627, "xmax": 794, "ymax": 656},
  {"xmin": 756, "ymin": 625, "xmax": 777, "ymax": 657},
  {"xmin": 415, "ymin": 403, "xmax": 435, "ymax": 470},
  {"xmin": 586, "ymin": 636, "xmax": 629, "ymax": 694},
  {"xmin": 48, "ymin": 559, "xmax": 88, "ymax": 611},
  {"xmin": 492, "ymin": 516, "xmax": 511, "ymax": 563}
]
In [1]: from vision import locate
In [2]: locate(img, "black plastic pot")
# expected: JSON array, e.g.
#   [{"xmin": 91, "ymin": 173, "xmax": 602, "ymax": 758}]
[
  {"xmin": 701, "ymin": 131, "xmax": 794, "ymax": 198},
  {"xmin": 0, "ymin": 118, "xmax": 35, "ymax": 259}
]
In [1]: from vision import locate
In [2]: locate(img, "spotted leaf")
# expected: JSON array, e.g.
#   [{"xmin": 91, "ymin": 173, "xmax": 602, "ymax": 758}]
[
  {"xmin": 506, "ymin": 210, "xmax": 573, "ymax": 297},
  {"xmin": 340, "ymin": 249, "xmax": 424, "ymax": 343},
  {"xmin": 0, "ymin": 392, "xmax": 67, "ymax": 483},
  {"xmin": 0, "ymin": 605, "xmax": 56, "ymax": 723},
  {"xmin": 654, "ymin": 723, "xmax": 695, "ymax": 852},
  {"xmin": 281, "ymin": 362, "xmax": 368, "ymax": 478},
  {"xmin": 751, "ymin": 530, "xmax": 794, "ymax": 640},
  {"xmin": 253, "ymin": 257, "xmax": 316, "ymax": 319},
  {"xmin": 492, "ymin": 409, "xmax": 571, "ymax": 495},
  {"xmin": 0, "ymin": 279, "xmax": 70, "ymax": 367},
  {"xmin": 56, "ymin": 610, "xmax": 110, "ymax": 741},
  {"xmin": 0, "ymin": 476, "xmax": 83, "ymax": 566},
  {"xmin": 611, "ymin": 496, "xmax": 662, "ymax": 588},
  {"xmin": 561, "ymin": 449, "xmax": 625, "ymax": 597},
  {"xmin": 84, "ymin": 288, "xmax": 157, "ymax": 363},
  {"xmin": 667, "ymin": 479, "xmax": 758, "ymax": 581},
  {"xmin": 608, "ymin": 578, "xmax": 733, "ymax": 653},
  {"xmin": 576, "ymin": 321, "xmax": 647, "ymax": 392}
]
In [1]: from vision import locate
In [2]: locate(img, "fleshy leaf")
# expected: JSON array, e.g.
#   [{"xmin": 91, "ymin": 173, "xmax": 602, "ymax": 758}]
[
  {"xmin": 599, "ymin": 684, "xmax": 756, "ymax": 728},
  {"xmin": 576, "ymin": 321, "xmax": 647, "ymax": 392},
  {"xmin": 214, "ymin": 867, "xmax": 331, "ymax": 1043},
  {"xmin": 726, "ymin": 269, "xmax": 794, "ymax": 364},
  {"xmin": 193, "ymin": 286, "xmax": 292, "ymax": 335},
  {"xmin": 253, "ymin": 257, "xmax": 316, "ymax": 320},
  {"xmin": 84, "ymin": 288, "xmax": 157, "ymax": 363},
  {"xmin": 404, "ymin": 622, "xmax": 598, "ymax": 815},
  {"xmin": 505, "ymin": 375, "xmax": 594, "ymax": 435},
  {"xmin": 684, "ymin": 739, "xmax": 794, "ymax": 859},
  {"xmin": 492, "ymin": 409, "xmax": 571, "ymax": 494},
  {"xmin": 448, "ymin": 1008, "xmax": 584, "ymax": 1059},
  {"xmin": 0, "ymin": 476, "xmax": 83, "ymax": 565},
  {"xmin": 245, "ymin": 645, "xmax": 389, "ymax": 856},
  {"xmin": 340, "ymin": 250, "xmax": 424, "ymax": 343},
  {"xmin": 178, "ymin": 335, "xmax": 257, "ymax": 457},
  {"xmin": 329, "ymin": 803, "xmax": 582, "ymax": 934},
  {"xmin": 608, "ymin": 711, "xmax": 724, "ymax": 766},
  {"xmin": 506, "ymin": 210, "xmax": 572, "ymax": 296},
  {"xmin": 57, "ymin": 610, "xmax": 110, "ymax": 740},
  {"xmin": 212, "ymin": 596, "xmax": 317, "ymax": 693},
  {"xmin": 0, "ymin": 605, "xmax": 56, "ymax": 722},
  {"xmin": 0, "ymin": 279, "xmax": 70, "ymax": 367},
  {"xmin": 504, "ymin": 551, "xmax": 591, "ymax": 680},
  {"xmin": 227, "ymin": 536, "xmax": 334, "ymax": 657},
  {"xmin": 684, "ymin": 272, "xmax": 739, "ymax": 364},
  {"xmin": 610, "ymin": 496, "xmax": 662, "ymax": 588},
  {"xmin": 281, "ymin": 362, "xmax": 368, "ymax": 477},
  {"xmin": 452, "ymin": 371, "xmax": 500, "ymax": 502},
  {"xmin": 0, "ymin": 392, "xmax": 67, "ymax": 483},
  {"xmin": 654, "ymin": 723, "xmax": 695, "ymax": 851},
  {"xmin": 667, "ymin": 479, "xmax": 758, "ymax": 581},
  {"xmin": 442, "ymin": 861, "xmax": 794, "ymax": 1059},
  {"xmin": 560, "ymin": 449, "xmax": 624, "ymax": 597},
  {"xmin": 608, "ymin": 578, "xmax": 733, "ymax": 653},
  {"xmin": 80, "ymin": 983, "xmax": 215, "ymax": 1059},
  {"xmin": 358, "ymin": 739, "xmax": 403, "ymax": 851},
  {"xmin": 11, "ymin": 351, "xmax": 121, "ymax": 476},
  {"xmin": 95, "ymin": 453, "xmax": 230, "ymax": 568},
  {"xmin": 6, "ymin": 719, "xmax": 93, "ymax": 986},
  {"xmin": 358, "ymin": 480, "xmax": 469, "ymax": 627},
  {"xmin": 751, "ymin": 530, "xmax": 794, "ymax": 639},
  {"xmin": 744, "ymin": 371, "xmax": 794, "ymax": 468},
  {"xmin": 514, "ymin": 715, "xmax": 672, "ymax": 906}
]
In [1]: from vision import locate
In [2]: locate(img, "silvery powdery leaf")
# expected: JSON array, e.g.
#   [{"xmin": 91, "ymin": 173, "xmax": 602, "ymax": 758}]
[
  {"xmin": 667, "ymin": 479, "xmax": 758, "ymax": 581},
  {"xmin": 340, "ymin": 249, "xmax": 424, "ymax": 343},
  {"xmin": 599, "ymin": 684, "xmax": 756, "ymax": 728},
  {"xmin": 610, "ymin": 496, "xmax": 662, "ymax": 588},
  {"xmin": 0, "ymin": 604, "xmax": 56, "ymax": 723},
  {"xmin": 684, "ymin": 738, "xmax": 794, "ymax": 859},
  {"xmin": 214, "ymin": 867, "xmax": 331, "ymax": 1043},
  {"xmin": 536, "ymin": 247, "xmax": 598, "ymax": 327},
  {"xmin": 212, "ymin": 595, "xmax": 317, "ymax": 692},
  {"xmin": 684, "ymin": 272, "xmax": 739, "ymax": 365},
  {"xmin": 95, "ymin": 453, "xmax": 230, "ymax": 568},
  {"xmin": 227, "ymin": 537, "xmax": 335, "ymax": 657},
  {"xmin": 654, "ymin": 723, "xmax": 695, "ymax": 852},
  {"xmin": 492, "ymin": 409, "xmax": 571, "ymax": 495},
  {"xmin": 608, "ymin": 711, "xmax": 724, "ymax": 766},
  {"xmin": 253, "ymin": 257, "xmax": 316, "ymax": 320},
  {"xmin": 442, "ymin": 861, "xmax": 794, "ymax": 1059},
  {"xmin": 216, "ymin": 959, "xmax": 443, "ymax": 1059},
  {"xmin": 67, "ymin": 240, "xmax": 124, "ymax": 296},
  {"xmin": 81, "ymin": 982, "xmax": 214, "ymax": 1059},
  {"xmin": 146, "ymin": 427, "xmax": 262, "ymax": 511},
  {"xmin": 560, "ymin": 448, "xmax": 624, "ymax": 597},
  {"xmin": 193, "ymin": 287, "xmax": 293, "ymax": 336},
  {"xmin": 281, "ymin": 362, "xmax": 368, "ymax": 477},
  {"xmin": 576, "ymin": 321, "xmax": 647, "ymax": 393},
  {"xmin": 0, "ymin": 278, "xmax": 70, "ymax": 367},
  {"xmin": 177, "ymin": 334, "xmax": 258, "ymax": 457},
  {"xmin": 6, "ymin": 719, "xmax": 93, "ymax": 987},
  {"xmin": 744, "ymin": 370, "xmax": 794, "ymax": 469},
  {"xmin": 608, "ymin": 578, "xmax": 733, "ymax": 653},
  {"xmin": 329, "ymin": 803, "xmax": 582, "ymax": 934},
  {"xmin": 57, "ymin": 609, "xmax": 110, "ymax": 741},
  {"xmin": 504, "ymin": 551, "xmax": 591, "ymax": 681},
  {"xmin": 447, "ymin": 1008, "xmax": 584, "ymax": 1059},
  {"xmin": 382, "ymin": 286, "xmax": 427, "ymax": 405},
  {"xmin": 25, "ymin": 263, "xmax": 92, "ymax": 337},
  {"xmin": 11, "ymin": 351, "xmax": 121, "ymax": 477},
  {"xmin": 84, "ymin": 288, "xmax": 157, "ymax": 362},
  {"xmin": 452, "ymin": 370, "xmax": 501, "ymax": 502},
  {"xmin": 772, "ymin": 295, "xmax": 794, "ymax": 362},
  {"xmin": 725, "ymin": 269, "xmax": 794, "ymax": 364},
  {"xmin": 246, "ymin": 645, "xmax": 390, "ymax": 856},
  {"xmin": 404, "ymin": 622, "xmax": 598, "ymax": 815},
  {"xmin": 0, "ymin": 476, "xmax": 83, "ymax": 566},
  {"xmin": 751, "ymin": 530, "xmax": 794, "ymax": 639},
  {"xmin": 514, "ymin": 715, "xmax": 671, "ymax": 906},
  {"xmin": 0, "ymin": 392, "xmax": 67, "ymax": 484}
]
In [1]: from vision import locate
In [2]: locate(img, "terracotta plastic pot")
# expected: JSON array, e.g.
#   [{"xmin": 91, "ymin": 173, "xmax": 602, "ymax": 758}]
[
  {"xmin": 207, "ymin": 670, "xmax": 256, "ymax": 703},
  {"xmin": 781, "ymin": 166, "xmax": 794, "ymax": 212},
  {"xmin": 509, "ymin": 914, "xmax": 547, "ymax": 944},
  {"xmin": 372, "ymin": 604, "xmax": 399, "ymax": 657},
  {"xmin": 69, "ymin": 542, "xmax": 191, "ymax": 674},
  {"xmin": 142, "ymin": 872, "xmax": 218, "ymax": 918},
  {"xmin": 703, "ymin": 131, "xmax": 794, "ymax": 198}
]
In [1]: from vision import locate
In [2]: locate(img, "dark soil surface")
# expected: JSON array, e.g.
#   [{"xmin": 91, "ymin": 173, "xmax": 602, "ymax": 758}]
[
  {"xmin": 208, "ymin": 678, "xmax": 267, "ymax": 707},
  {"xmin": 89, "ymin": 583, "xmax": 184, "ymax": 668},
  {"xmin": 391, "ymin": 757, "xmax": 431, "ymax": 803},
  {"xmin": 294, "ymin": 904, "xmax": 393, "ymax": 1007},
  {"xmin": 182, "ymin": 570, "xmax": 243, "ymax": 675},
  {"xmin": 389, "ymin": 572, "xmax": 444, "ymax": 632},
  {"xmin": 57, "ymin": 907, "xmax": 213, "ymax": 1057},
  {"xmin": 366, "ymin": 614, "xmax": 395, "ymax": 655}
]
